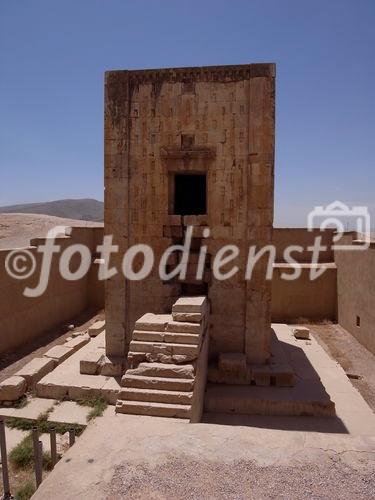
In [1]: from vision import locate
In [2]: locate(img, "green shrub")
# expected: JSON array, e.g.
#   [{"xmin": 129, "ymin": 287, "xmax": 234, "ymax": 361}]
[
  {"xmin": 15, "ymin": 481, "xmax": 36, "ymax": 500},
  {"xmin": 9, "ymin": 433, "xmax": 54, "ymax": 471},
  {"xmin": 77, "ymin": 395, "xmax": 108, "ymax": 421}
]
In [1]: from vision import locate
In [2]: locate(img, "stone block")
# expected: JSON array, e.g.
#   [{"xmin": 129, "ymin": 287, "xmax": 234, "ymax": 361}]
[
  {"xmin": 252, "ymin": 366, "xmax": 271, "ymax": 386},
  {"xmin": 293, "ymin": 327, "xmax": 310, "ymax": 340},
  {"xmin": 166, "ymin": 320, "xmax": 203, "ymax": 335},
  {"xmin": 172, "ymin": 296, "xmax": 207, "ymax": 314},
  {"xmin": 132, "ymin": 330, "xmax": 164, "ymax": 342},
  {"xmin": 218, "ymin": 353, "xmax": 247, "ymax": 373},
  {"xmin": 135, "ymin": 313, "xmax": 171, "ymax": 331},
  {"xmin": 80, "ymin": 351, "xmax": 104, "ymax": 375},
  {"xmin": 122, "ymin": 374, "xmax": 194, "ymax": 391},
  {"xmin": 129, "ymin": 340, "xmax": 199, "ymax": 358},
  {"xmin": 88, "ymin": 320, "xmax": 105, "ymax": 337},
  {"xmin": 0, "ymin": 376, "xmax": 27, "ymax": 401},
  {"xmin": 115, "ymin": 400, "xmax": 191, "ymax": 419},
  {"xmin": 43, "ymin": 345, "xmax": 74, "ymax": 364},
  {"xmin": 15, "ymin": 357, "xmax": 55, "ymax": 389},
  {"xmin": 127, "ymin": 362, "xmax": 195, "ymax": 379},
  {"xmin": 172, "ymin": 312, "xmax": 203, "ymax": 323},
  {"xmin": 118, "ymin": 387, "xmax": 193, "ymax": 405},
  {"xmin": 163, "ymin": 332, "xmax": 201, "ymax": 345},
  {"xmin": 65, "ymin": 334, "xmax": 90, "ymax": 352},
  {"xmin": 99, "ymin": 356, "xmax": 124, "ymax": 376}
]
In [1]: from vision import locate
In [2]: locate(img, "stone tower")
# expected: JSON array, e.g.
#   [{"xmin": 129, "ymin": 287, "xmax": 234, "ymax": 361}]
[{"xmin": 104, "ymin": 63, "xmax": 275, "ymax": 366}]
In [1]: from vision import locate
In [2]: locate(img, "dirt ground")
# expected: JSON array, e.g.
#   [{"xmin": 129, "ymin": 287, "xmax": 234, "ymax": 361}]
[
  {"xmin": 300, "ymin": 323, "xmax": 375, "ymax": 412},
  {"xmin": 0, "ymin": 213, "xmax": 102, "ymax": 249}
]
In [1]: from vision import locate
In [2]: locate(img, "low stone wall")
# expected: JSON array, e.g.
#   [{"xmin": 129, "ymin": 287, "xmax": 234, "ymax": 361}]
[
  {"xmin": 0, "ymin": 226, "xmax": 104, "ymax": 355},
  {"xmin": 271, "ymin": 264, "xmax": 337, "ymax": 322},
  {"xmin": 271, "ymin": 228, "xmax": 337, "ymax": 322}
]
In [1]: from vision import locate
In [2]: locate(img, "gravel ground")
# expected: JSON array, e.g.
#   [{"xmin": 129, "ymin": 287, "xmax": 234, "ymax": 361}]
[{"xmin": 107, "ymin": 456, "xmax": 375, "ymax": 500}]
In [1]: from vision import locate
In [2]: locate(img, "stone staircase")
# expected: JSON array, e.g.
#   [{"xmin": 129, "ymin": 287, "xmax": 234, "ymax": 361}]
[{"xmin": 116, "ymin": 296, "xmax": 209, "ymax": 421}]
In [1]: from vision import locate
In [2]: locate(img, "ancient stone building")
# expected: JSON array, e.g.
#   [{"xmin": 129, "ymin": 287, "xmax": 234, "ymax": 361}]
[{"xmin": 104, "ymin": 63, "xmax": 275, "ymax": 367}]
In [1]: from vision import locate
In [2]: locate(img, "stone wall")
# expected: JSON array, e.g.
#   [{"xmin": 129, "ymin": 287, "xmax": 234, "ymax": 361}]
[
  {"xmin": 104, "ymin": 64, "xmax": 275, "ymax": 364},
  {"xmin": 335, "ymin": 235, "xmax": 375, "ymax": 355},
  {"xmin": 0, "ymin": 226, "xmax": 104, "ymax": 355}
]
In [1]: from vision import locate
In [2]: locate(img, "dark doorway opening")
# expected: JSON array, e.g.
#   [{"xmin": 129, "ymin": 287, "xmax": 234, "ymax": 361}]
[{"xmin": 173, "ymin": 174, "xmax": 207, "ymax": 215}]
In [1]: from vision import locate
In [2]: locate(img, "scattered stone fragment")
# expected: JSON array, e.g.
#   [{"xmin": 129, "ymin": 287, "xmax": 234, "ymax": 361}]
[
  {"xmin": 88, "ymin": 320, "xmax": 105, "ymax": 337},
  {"xmin": 293, "ymin": 327, "xmax": 310, "ymax": 340}
]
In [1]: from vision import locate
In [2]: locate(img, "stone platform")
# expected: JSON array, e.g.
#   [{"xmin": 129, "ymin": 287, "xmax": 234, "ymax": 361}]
[
  {"xmin": 36, "ymin": 333, "xmax": 121, "ymax": 404},
  {"xmin": 205, "ymin": 323, "xmax": 371, "ymax": 420}
]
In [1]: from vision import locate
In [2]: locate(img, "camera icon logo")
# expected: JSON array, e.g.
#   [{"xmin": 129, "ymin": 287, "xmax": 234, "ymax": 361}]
[{"xmin": 307, "ymin": 200, "xmax": 371, "ymax": 250}]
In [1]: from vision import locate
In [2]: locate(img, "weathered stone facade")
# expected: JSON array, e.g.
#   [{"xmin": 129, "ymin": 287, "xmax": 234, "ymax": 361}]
[{"xmin": 104, "ymin": 63, "xmax": 275, "ymax": 364}]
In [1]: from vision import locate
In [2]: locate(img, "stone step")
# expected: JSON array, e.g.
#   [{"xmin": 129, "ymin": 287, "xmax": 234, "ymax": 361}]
[
  {"xmin": 118, "ymin": 387, "xmax": 193, "ymax": 405},
  {"xmin": 122, "ymin": 374, "xmax": 194, "ymax": 391},
  {"xmin": 135, "ymin": 313, "xmax": 171, "ymax": 332},
  {"xmin": 115, "ymin": 400, "xmax": 191, "ymax": 419},
  {"xmin": 132, "ymin": 330, "xmax": 200, "ymax": 345},
  {"xmin": 127, "ymin": 362, "xmax": 195, "ymax": 379},
  {"xmin": 129, "ymin": 340, "xmax": 199, "ymax": 357},
  {"xmin": 166, "ymin": 321, "xmax": 203, "ymax": 335}
]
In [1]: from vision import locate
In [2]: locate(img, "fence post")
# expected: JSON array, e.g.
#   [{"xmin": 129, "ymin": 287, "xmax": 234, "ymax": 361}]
[
  {"xmin": 50, "ymin": 428, "xmax": 57, "ymax": 468},
  {"xmin": 32, "ymin": 427, "xmax": 43, "ymax": 487},
  {"xmin": 69, "ymin": 428, "xmax": 75, "ymax": 447},
  {"xmin": 0, "ymin": 419, "xmax": 11, "ymax": 499}
]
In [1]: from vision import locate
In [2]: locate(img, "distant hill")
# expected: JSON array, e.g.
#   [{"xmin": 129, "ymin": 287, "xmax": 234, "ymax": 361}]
[{"xmin": 0, "ymin": 199, "xmax": 104, "ymax": 222}]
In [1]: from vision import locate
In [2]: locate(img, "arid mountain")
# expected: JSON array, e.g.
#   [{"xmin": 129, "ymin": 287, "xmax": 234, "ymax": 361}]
[{"xmin": 0, "ymin": 198, "xmax": 104, "ymax": 222}]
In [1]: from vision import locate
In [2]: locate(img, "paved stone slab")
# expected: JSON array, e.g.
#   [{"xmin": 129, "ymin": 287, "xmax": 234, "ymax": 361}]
[
  {"xmin": 2, "ymin": 427, "xmax": 28, "ymax": 453},
  {"xmin": 15, "ymin": 357, "xmax": 55, "ymax": 389},
  {"xmin": 36, "ymin": 332, "xmax": 120, "ymax": 405},
  {"xmin": 0, "ymin": 376, "xmax": 27, "ymax": 401},
  {"xmin": 0, "ymin": 397, "xmax": 56, "ymax": 420},
  {"xmin": 48, "ymin": 401, "xmax": 90, "ymax": 426}
]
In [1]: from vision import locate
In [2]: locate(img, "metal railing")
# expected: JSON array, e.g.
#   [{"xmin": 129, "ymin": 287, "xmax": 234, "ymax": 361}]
[{"xmin": 0, "ymin": 419, "xmax": 76, "ymax": 498}]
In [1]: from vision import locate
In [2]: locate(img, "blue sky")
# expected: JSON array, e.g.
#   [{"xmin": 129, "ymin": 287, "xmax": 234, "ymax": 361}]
[{"xmin": 0, "ymin": 0, "xmax": 374, "ymax": 226}]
